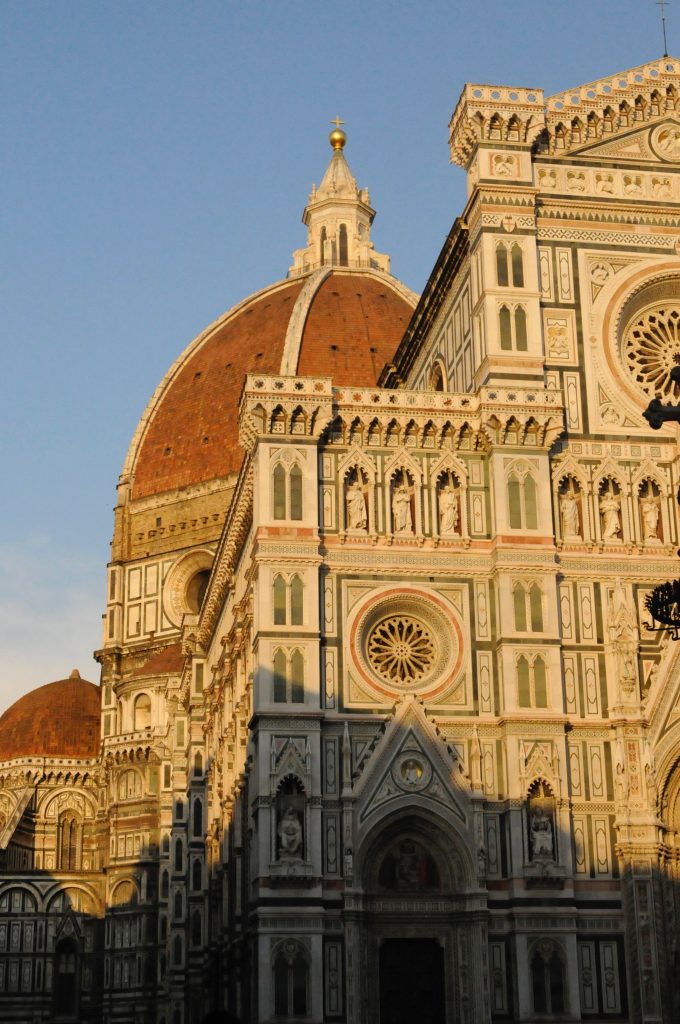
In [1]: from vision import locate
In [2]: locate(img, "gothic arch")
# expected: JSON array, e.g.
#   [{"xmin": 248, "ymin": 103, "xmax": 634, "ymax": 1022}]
[{"xmin": 356, "ymin": 808, "xmax": 475, "ymax": 893}]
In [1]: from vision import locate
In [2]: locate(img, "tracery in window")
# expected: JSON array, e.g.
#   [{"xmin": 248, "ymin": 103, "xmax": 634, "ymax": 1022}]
[
  {"xmin": 496, "ymin": 242, "xmax": 524, "ymax": 288},
  {"xmin": 273, "ymin": 940, "xmax": 309, "ymax": 1017},
  {"xmin": 508, "ymin": 464, "xmax": 538, "ymax": 530},
  {"xmin": 59, "ymin": 812, "xmax": 82, "ymax": 871},
  {"xmin": 517, "ymin": 654, "xmax": 548, "ymax": 708},
  {"xmin": 531, "ymin": 940, "xmax": 566, "ymax": 1015},
  {"xmin": 513, "ymin": 582, "xmax": 544, "ymax": 632},
  {"xmin": 367, "ymin": 615, "xmax": 436, "ymax": 685},
  {"xmin": 273, "ymin": 462, "xmax": 304, "ymax": 521},
  {"xmin": 499, "ymin": 303, "xmax": 528, "ymax": 351},
  {"xmin": 273, "ymin": 574, "xmax": 304, "ymax": 625},
  {"xmin": 273, "ymin": 648, "xmax": 305, "ymax": 704}
]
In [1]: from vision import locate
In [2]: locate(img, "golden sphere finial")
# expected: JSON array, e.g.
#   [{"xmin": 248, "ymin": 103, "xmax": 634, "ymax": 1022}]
[{"xmin": 329, "ymin": 115, "xmax": 346, "ymax": 150}]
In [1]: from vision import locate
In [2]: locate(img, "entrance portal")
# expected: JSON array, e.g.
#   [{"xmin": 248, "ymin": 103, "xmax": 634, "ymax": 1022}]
[{"xmin": 379, "ymin": 938, "xmax": 446, "ymax": 1024}]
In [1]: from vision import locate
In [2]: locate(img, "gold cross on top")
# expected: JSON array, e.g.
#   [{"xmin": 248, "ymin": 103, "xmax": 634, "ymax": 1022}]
[{"xmin": 330, "ymin": 116, "xmax": 345, "ymax": 130}]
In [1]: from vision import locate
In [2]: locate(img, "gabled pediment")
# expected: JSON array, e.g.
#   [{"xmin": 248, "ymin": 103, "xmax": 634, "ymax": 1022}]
[{"xmin": 352, "ymin": 696, "xmax": 471, "ymax": 828}]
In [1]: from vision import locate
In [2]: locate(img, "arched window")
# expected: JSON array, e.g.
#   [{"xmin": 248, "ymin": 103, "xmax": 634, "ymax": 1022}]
[
  {"xmin": 273, "ymin": 463, "xmax": 304, "ymax": 521},
  {"xmin": 531, "ymin": 942, "xmax": 565, "ymax": 1014},
  {"xmin": 274, "ymin": 650, "xmax": 288, "ymax": 703},
  {"xmin": 429, "ymin": 362, "xmax": 446, "ymax": 391},
  {"xmin": 499, "ymin": 305, "xmax": 512, "ymax": 349},
  {"xmin": 508, "ymin": 467, "xmax": 538, "ymax": 530},
  {"xmin": 160, "ymin": 870, "xmax": 169, "ymax": 900},
  {"xmin": 518, "ymin": 655, "xmax": 548, "ymax": 708},
  {"xmin": 273, "ymin": 942, "xmax": 309, "ymax": 1017},
  {"xmin": 515, "ymin": 307, "xmax": 527, "ymax": 350},
  {"xmin": 499, "ymin": 304, "xmax": 528, "ymax": 351},
  {"xmin": 59, "ymin": 813, "xmax": 81, "ymax": 871},
  {"xmin": 496, "ymin": 245, "xmax": 509, "ymax": 287},
  {"xmin": 174, "ymin": 838, "xmax": 183, "ymax": 873},
  {"xmin": 274, "ymin": 575, "xmax": 287, "ymax": 624},
  {"xmin": 54, "ymin": 938, "xmax": 78, "ymax": 1016},
  {"xmin": 320, "ymin": 227, "xmax": 327, "ymax": 266},
  {"xmin": 193, "ymin": 798, "xmax": 203, "ymax": 838},
  {"xmin": 338, "ymin": 224, "xmax": 348, "ymax": 266},
  {"xmin": 290, "ymin": 651, "xmax": 304, "ymax": 703},
  {"xmin": 173, "ymin": 934, "xmax": 183, "ymax": 967},
  {"xmin": 513, "ymin": 583, "xmax": 544, "ymax": 632},
  {"xmin": 290, "ymin": 465, "xmax": 303, "ymax": 520},
  {"xmin": 273, "ymin": 649, "xmax": 305, "ymax": 704},
  {"xmin": 173, "ymin": 890, "xmax": 183, "ymax": 919},
  {"xmin": 273, "ymin": 464, "xmax": 286, "ymax": 520},
  {"xmin": 192, "ymin": 859, "xmax": 202, "ymax": 891},
  {"xmin": 191, "ymin": 909, "xmax": 202, "ymax": 947},
  {"xmin": 134, "ymin": 693, "xmax": 152, "ymax": 731},
  {"xmin": 273, "ymin": 575, "xmax": 304, "ymax": 626},
  {"xmin": 290, "ymin": 575, "xmax": 304, "ymax": 625},
  {"xmin": 193, "ymin": 751, "xmax": 203, "ymax": 778},
  {"xmin": 511, "ymin": 244, "xmax": 524, "ymax": 287}
]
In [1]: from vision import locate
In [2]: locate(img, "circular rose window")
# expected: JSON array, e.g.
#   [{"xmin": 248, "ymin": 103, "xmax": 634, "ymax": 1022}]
[
  {"xmin": 349, "ymin": 589, "xmax": 464, "ymax": 699},
  {"xmin": 623, "ymin": 304, "xmax": 680, "ymax": 400},
  {"xmin": 367, "ymin": 616, "xmax": 435, "ymax": 684}
]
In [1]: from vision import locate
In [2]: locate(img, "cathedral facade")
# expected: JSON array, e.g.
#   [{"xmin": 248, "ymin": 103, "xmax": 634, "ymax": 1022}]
[{"xmin": 1, "ymin": 56, "xmax": 680, "ymax": 1024}]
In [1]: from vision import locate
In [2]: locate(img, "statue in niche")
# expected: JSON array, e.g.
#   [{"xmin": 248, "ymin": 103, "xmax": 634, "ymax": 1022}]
[
  {"xmin": 530, "ymin": 807, "xmax": 554, "ymax": 859},
  {"xmin": 346, "ymin": 478, "xmax": 367, "ymax": 530},
  {"xmin": 528, "ymin": 780, "xmax": 555, "ymax": 862},
  {"xmin": 607, "ymin": 578, "xmax": 639, "ymax": 697},
  {"xmin": 639, "ymin": 482, "xmax": 661, "ymax": 541},
  {"xmin": 600, "ymin": 484, "xmax": 621, "ymax": 540},
  {"xmin": 392, "ymin": 479, "xmax": 413, "ymax": 534},
  {"xmin": 438, "ymin": 478, "xmax": 460, "ymax": 535},
  {"xmin": 559, "ymin": 480, "xmax": 581, "ymax": 540},
  {"xmin": 277, "ymin": 806, "xmax": 303, "ymax": 858}
]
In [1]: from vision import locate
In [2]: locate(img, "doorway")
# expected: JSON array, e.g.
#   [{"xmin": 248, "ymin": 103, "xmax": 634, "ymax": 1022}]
[{"xmin": 379, "ymin": 938, "xmax": 446, "ymax": 1024}]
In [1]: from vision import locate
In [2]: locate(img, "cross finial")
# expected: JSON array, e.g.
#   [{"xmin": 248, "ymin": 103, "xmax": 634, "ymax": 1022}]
[
  {"xmin": 330, "ymin": 116, "xmax": 345, "ymax": 131},
  {"xmin": 657, "ymin": 0, "xmax": 671, "ymax": 56}
]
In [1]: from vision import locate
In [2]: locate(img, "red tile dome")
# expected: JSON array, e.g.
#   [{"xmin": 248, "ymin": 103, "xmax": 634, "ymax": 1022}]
[
  {"xmin": 125, "ymin": 269, "xmax": 416, "ymax": 500},
  {"xmin": 0, "ymin": 671, "xmax": 100, "ymax": 760}
]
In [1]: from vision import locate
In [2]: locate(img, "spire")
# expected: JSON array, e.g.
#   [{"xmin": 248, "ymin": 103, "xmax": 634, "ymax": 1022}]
[{"xmin": 289, "ymin": 121, "xmax": 391, "ymax": 276}]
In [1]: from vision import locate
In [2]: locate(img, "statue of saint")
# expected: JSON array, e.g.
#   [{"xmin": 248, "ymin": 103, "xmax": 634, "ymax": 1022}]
[
  {"xmin": 560, "ymin": 490, "xmax": 580, "ymax": 539},
  {"xmin": 277, "ymin": 806, "xmax": 303, "ymax": 858},
  {"xmin": 392, "ymin": 483, "xmax": 412, "ymax": 533},
  {"xmin": 439, "ymin": 485, "xmax": 459, "ymax": 535},
  {"xmin": 346, "ymin": 480, "xmax": 367, "ymax": 530},
  {"xmin": 530, "ymin": 807, "xmax": 554, "ymax": 859},
  {"xmin": 600, "ymin": 489, "xmax": 621, "ymax": 540},
  {"xmin": 640, "ymin": 494, "xmax": 660, "ymax": 541}
]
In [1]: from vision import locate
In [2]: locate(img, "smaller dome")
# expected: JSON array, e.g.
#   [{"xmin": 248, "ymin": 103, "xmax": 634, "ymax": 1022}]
[{"xmin": 0, "ymin": 672, "xmax": 100, "ymax": 760}]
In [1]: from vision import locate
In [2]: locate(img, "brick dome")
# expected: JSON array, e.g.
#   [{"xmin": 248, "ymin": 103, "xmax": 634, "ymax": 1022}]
[
  {"xmin": 0, "ymin": 671, "xmax": 100, "ymax": 761},
  {"xmin": 125, "ymin": 269, "xmax": 416, "ymax": 500}
]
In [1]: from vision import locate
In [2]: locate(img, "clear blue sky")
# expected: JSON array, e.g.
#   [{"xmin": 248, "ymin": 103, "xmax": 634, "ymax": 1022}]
[{"xmin": 1, "ymin": 1, "xmax": 673, "ymax": 712}]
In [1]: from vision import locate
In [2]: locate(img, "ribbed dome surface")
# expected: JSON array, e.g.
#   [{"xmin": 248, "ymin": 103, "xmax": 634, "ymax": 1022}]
[
  {"xmin": 0, "ymin": 676, "xmax": 100, "ymax": 760},
  {"xmin": 129, "ymin": 270, "xmax": 415, "ymax": 500}
]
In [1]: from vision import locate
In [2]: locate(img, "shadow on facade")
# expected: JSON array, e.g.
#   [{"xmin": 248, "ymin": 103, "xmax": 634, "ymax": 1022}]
[{"xmin": 1, "ymin": 736, "xmax": 680, "ymax": 1024}]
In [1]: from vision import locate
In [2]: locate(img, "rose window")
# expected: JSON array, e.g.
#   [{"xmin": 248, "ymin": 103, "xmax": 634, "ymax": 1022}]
[
  {"xmin": 623, "ymin": 305, "xmax": 680, "ymax": 400},
  {"xmin": 367, "ymin": 615, "xmax": 436, "ymax": 684}
]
